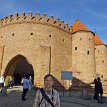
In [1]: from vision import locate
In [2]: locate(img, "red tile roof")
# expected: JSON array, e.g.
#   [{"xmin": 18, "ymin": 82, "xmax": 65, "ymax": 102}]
[
  {"xmin": 72, "ymin": 20, "xmax": 105, "ymax": 46},
  {"xmin": 72, "ymin": 20, "xmax": 89, "ymax": 33},
  {"xmin": 94, "ymin": 34, "xmax": 104, "ymax": 45}
]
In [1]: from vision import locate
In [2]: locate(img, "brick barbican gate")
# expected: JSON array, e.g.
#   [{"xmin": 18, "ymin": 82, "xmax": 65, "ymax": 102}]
[{"xmin": 0, "ymin": 12, "xmax": 107, "ymax": 93}]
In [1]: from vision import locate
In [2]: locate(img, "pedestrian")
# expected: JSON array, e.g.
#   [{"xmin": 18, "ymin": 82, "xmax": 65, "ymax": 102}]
[
  {"xmin": 33, "ymin": 74, "xmax": 60, "ymax": 107},
  {"xmin": 10, "ymin": 76, "xmax": 14, "ymax": 88},
  {"xmin": 2, "ymin": 75, "xmax": 11, "ymax": 95},
  {"xmin": 0, "ymin": 75, "xmax": 4, "ymax": 84},
  {"xmin": 22, "ymin": 75, "xmax": 30, "ymax": 101},
  {"xmin": 96, "ymin": 77, "xmax": 103, "ymax": 103},
  {"xmin": 29, "ymin": 76, "xmax": 32, "ymax": 90},
  {"xmin": 93, "ymin": 78, "xmax": 97, "ymax": 100},
  {"xmin": 0, "ymin": 75, "xmax": 4, "ymax": 93},
  {"xmin": 4, "ymin": 75, "xmax": 11, "ymax": 87},
  {"xmin": 1, "ymin": 83, "xmax": 7, "ymax": 96}
]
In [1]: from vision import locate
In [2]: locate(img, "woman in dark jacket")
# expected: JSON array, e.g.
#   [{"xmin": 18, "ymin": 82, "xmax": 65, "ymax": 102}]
[{"xmin": 96, "ymin": 77, "xmax": 103, "ymax": 103}]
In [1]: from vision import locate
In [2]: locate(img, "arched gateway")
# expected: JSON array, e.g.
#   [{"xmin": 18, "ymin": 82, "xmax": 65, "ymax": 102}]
[{"xmin": 4, "ymin": 54, "xmax": 34, "ymax": 84}]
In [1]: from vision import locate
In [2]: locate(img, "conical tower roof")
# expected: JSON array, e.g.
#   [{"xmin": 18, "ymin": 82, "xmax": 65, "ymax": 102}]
[
  {"xmin": 72, "ymin": 20, "xmax": 89, "ymax": 33},
  {"xmin": 94, "ymin": 34, "xmax": 104, "ymax": 45}
]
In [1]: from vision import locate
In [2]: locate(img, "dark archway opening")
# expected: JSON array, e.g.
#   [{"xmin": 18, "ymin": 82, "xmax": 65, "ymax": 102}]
[{"xmin": 4, "ymin": 55, "xmax": 34, "ymax": 85}]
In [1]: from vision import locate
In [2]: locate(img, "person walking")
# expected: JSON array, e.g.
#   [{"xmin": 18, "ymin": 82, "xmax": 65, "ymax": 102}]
[
  {"xmin": 96, "ymin": 77, "xmax": 103, "ymax": 103},
  {"xmin": 0, "ymin": 75, "xmax": 4, "ymax": 85},
  {"xmin": 0, "ymin": 75, "xmax": 4, "ymax": 92},
  {"xmin": 22, "ymin": 75, "xmax": 30, "ymax": 101},
  {"xmin": 33, "ymin": 74, "xmax": 60, "ymax": 107}
]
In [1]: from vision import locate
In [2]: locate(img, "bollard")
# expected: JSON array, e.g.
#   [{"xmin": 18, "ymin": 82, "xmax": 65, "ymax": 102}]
[
  {"xmin": 82, "ymin": 89, "xmax": 89, "ymax": 100},
  {"xmin": 1, "ymin": 86, "xmax": 7, "ymax": 96}
]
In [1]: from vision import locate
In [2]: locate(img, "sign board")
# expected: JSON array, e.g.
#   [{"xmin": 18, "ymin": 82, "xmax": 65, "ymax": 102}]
[{"xmin": 61, "ymin": 71, "xmax": 73, "ymax": 80}]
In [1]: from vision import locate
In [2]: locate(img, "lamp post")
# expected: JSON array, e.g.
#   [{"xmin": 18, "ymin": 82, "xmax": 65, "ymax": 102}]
[
  {"xmin": 0, "ymin": 45, "xmax": 5, "ymax": 76},
  {"xmin": 49, "ymin": 46, "xmax": 51, "ymax": 74},
  {"xmin": 40, "ymin": 44, "xmax": 51, "ymax": 74}
]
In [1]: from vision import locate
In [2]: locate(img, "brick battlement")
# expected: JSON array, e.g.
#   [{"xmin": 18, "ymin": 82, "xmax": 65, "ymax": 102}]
[{"xmin": 0, "ymin": 12, "xmax": 72, "ymax": 33}]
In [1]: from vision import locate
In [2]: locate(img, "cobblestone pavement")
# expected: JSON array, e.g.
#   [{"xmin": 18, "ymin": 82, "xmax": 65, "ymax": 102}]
[{"xmin": 0, "ymin": 86, "xmax": 107, "ymax": 107}]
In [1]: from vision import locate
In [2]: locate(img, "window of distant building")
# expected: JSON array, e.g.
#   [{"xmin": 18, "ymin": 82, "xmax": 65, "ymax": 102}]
[
  {"xmin": 102, "ymin": 60, "xmax": 104, "ymax": 63},
  {"xmin": 75, "ymin": 47, "xmax": 77, "ymax": 50}
]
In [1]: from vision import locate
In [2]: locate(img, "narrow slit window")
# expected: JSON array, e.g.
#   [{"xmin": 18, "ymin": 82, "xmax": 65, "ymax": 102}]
[
  {"xmin": 75, "ymin": 47, "xmax": 77, "ymax": 50},
  {"xmin": 12, "ymin": 33, "xmax": 14, "ymax": 36},
  {"xmin": 30, "ymin": 33, "xmax": 33, "ymax": 35},
  {"xmin": 49, "ymin": 35, "xmax": 51, "ymax": 37},
  {"xmin": 89, "ymin": 38, "xmax": 90, "ymax": 41},
  {"xmin": 102, "ymin": 60, "xmax": 104, "ymax": 63},
  {"xmin": 80, "ymin": 38, "xmax": 82, "ymax": 41},
  {"xmin": 87, "ymin": 51, "xmax": 89, "ymax": 55}
]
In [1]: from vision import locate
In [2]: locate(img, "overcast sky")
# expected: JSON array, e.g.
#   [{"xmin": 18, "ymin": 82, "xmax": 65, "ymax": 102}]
[{"xmin": 0, "ymin": 0, "xmax": 107, "ymax": 44}]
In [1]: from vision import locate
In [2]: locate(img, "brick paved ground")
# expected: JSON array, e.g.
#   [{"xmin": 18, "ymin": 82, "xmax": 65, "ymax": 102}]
[{"xmin": 0, "ymin": 86, "xmax": 107, "ymax": 107}]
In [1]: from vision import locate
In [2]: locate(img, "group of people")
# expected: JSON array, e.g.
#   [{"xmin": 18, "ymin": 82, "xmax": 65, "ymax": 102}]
[
  {"xmin": 1, "ymin": 73, "xmax": 104, "ymax": 107},
  {"xmin": 32, "ymin": 75, "xmax": 104, "ymax": 106},
  {"xmin": 93, "ymin": 77, "xmax": 103, "ymax": 103},
  {"xmin": 0, "ymin": 73, "xmax": 60, "ymax": 106}
]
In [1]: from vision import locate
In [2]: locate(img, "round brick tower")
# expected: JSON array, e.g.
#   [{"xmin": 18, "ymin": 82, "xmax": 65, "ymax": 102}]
[
  {"xmin": 71, "ymin": 20, "xmax": 96, "ymax": 84},
  {"xmin": 94, "ymin": 34, "xmax": 107, "ymax": 95},
  {"xmin": 94, "ymin": 34, "xmax": 107, "ymax": 80}
]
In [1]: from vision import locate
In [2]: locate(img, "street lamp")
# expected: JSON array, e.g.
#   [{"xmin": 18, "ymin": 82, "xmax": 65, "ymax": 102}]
[
  {"xmin": 48, "ymin": 46, "xmax": 51, "ymax": 74},
  {"xmin": 0, "ymin": 45, "xmax": 5, "ymax": 76},
  {"xmin": 40, "ymin": 44, "xmax": 51, "ymax": 74}
]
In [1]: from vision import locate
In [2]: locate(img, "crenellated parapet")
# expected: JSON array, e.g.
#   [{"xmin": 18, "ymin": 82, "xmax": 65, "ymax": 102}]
[{"xmin": 0, "ymin": 12, "xmax": 72, "ymax": 33}]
